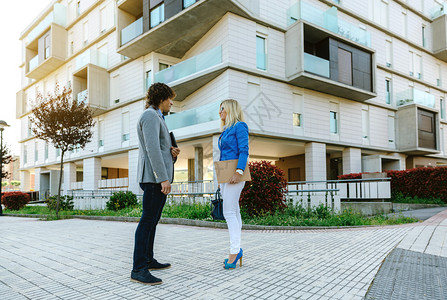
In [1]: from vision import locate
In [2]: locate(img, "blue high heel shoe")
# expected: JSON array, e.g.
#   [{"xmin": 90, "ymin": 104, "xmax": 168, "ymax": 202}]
[{"xmin": 224, "ymin": 248, "xmax": 243, "ymax": 269}]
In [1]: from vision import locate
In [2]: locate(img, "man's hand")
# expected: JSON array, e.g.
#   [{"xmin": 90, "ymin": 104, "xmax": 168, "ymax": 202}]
[
  {"xmin": 161, "ymin": 180, "xmax": 171, "ymax": 195},
  {"xmin": 171, "ymin": 147, "xmax": 180, "ymax": 158},
  {"xmin": 229, "ymin": 173, "xmax": 242, "ymax": 184}
]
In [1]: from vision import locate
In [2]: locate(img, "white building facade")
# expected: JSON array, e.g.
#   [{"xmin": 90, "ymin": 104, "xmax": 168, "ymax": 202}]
[{"xmin": 17, "ymin": 0, "xmax": 447, "ymax": 197}]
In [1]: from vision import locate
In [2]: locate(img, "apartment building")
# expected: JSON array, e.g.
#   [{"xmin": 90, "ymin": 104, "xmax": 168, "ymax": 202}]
[{"xmin": 17, "ymin": 0, "xmax": 447, "ymax": 197}]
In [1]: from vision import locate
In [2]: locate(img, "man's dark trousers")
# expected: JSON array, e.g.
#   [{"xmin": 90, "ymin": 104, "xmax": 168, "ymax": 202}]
[{"xmin": 133, "ymin": 182, "xmax": 167, "ymax": 271}]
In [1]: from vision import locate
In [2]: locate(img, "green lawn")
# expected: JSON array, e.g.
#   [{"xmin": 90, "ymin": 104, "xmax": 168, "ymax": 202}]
[{"xmin": 5, "ymin": 202, "xmax": 419, "ymax": 226}]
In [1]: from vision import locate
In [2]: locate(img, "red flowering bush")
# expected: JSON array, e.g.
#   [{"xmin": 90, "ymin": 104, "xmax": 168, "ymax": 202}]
[
  {"xmin": 2, "ymin": 192, "xmax": 30, "ymax": 210},
  {"xmin": 339, "ymin": 167, "xmax": 447, "ymax": 203},
  {"xmin": 240, "ymin": 161, "xmax": 288, "ymax": 216}
]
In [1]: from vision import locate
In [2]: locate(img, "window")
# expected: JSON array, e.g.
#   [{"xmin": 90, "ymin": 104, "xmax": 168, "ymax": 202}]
[
  {"xmin": 98, "ymin": 120, "xmax": 104, "ymax": 147},
  {"xmin": 111, "ymin": 74, "xmax": 120, "ymax": 104},
  {"xmin": 422, "ymin": 25, "xmax": 426, "ymax": 48},
  {"xmin": 293, "ymin": 113, "xmax": 302, "ymax": 127},
  {"xmin": 385, "ymin": 79, "xmax": 391, "ymax": 104},
  {"xmin": 437, "ymin": 64, "xmax": 442, "ymax": 87},
  {"xmin": 388, "ymin": 114, "xmax": 395, "ymax": 144},
  {"xmin": 56, "ymin": 147, "xmax": 60, "ymax": 157},
  {"xmin": 409, "ymin": 51, "xmax": 422, "ymax": 79},
  {"xmin": 146, "ymin": 70, "xmax": 152, "ymax": 90},
  {"xmin": 27, "ymin": 119, "xmax": 32, "ymax": 137},
  {"xmin": 100, "ymin": 7, "xmax": 107, "ymax": 32},
  {"xmin": 372, "ymin": 0, "xmax": 388, "ymax": 28},
  {"xmin": 83, "ymin": 21, "xmax": 88, "ymax": 45},
  {"xmin": 385, "ymin": 40, "xmax": 392, "ymax": 67},
  {"xmin": 183, "ymin": 0, "xmax": 196, "ymax": 8},
  {"xmin": 256, "ymin": 35, "xmax": 266, "ymax": 70},
  {"xmin": 122, "ymin": 112, "xmax": 130, "ymax": 142},
  {"xmin": 44, "ymin": 34, "xmax": 50, "ymax": 59},
  {"xmin": 34, "ymin": 141, "xmax": 38, "ymax": 162},
  {"xmin": 362, "ymin": 108, "xmax": 369, "ymax": 139},
  {"xmin": 24, "ymin": 145, "xmax": 28, "ymax": 164},
  {"xmin": 401, "ymin": 11, "xmax": 407, "ymax": 37},
  {"xmin": 76, "ymin": 1, "xmax": 81, "ymax": 16},
  {"xmin": 330, "ymin": 111, "xmax": 338, "ymax": 133},
  {"xmin": 159, "ymin": 62, "xmax": 171, "ymax": 71},
  {"xmin": 441, "ymin": 99, "xmax": 445, "ymax": 120},
  {"xmin": 44, "ymin": 143, "xmax": 49, "ymax": 160},
  {"xmin": 332, "ymin": 0, "xmax": 340, "ymax": 4},
  {"xmin": 338, "ymin": 48, "xmax": 352, "ymax": 85},
  {"xmin": 150, "ymin": 4, "xmax": 165, "ymax": 28}
]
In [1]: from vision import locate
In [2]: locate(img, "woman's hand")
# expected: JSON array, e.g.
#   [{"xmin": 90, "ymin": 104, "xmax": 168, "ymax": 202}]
[
  {"xmin": 229, "ymin": 172, "xmax": 242, "ymax": 184},
  {"xmin": 171, "ymin": 147, "xmax": 180, "ymax": 158}
]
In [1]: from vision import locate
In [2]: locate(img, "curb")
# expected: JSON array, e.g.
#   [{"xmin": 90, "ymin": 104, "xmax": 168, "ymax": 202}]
[{"xmin": 2, "ymin": 213, "xmax": 413, "ymax": 230}]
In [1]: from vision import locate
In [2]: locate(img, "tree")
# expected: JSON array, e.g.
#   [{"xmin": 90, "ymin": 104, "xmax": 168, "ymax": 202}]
[
  {"xmin": 30, "ymin": 84, "xmax": 95, "ymax": 217},
  {"xmin": 1, "ymin": 143, "xmax": 13, "ymax": 180}
]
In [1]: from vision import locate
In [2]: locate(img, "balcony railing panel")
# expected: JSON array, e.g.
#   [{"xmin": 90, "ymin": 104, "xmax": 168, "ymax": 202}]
[
  {"xmin": 396, "ymin": 88, "xmax": 435, "ymax": 108},
  {"xmin": 431, "ymin": 3, "xmax": 447, "ymax": 19},
  {"xmin": 29, "ymin": 55, "xmax": 39, "ymax": 72},
  {"xmin": 76, "ymin": 49, "xmax": 108, "ymax": 70},
  {"xmin": 287, "ymin": 0, "xmax": 371, "ymax": 47},
  {"xmin": 165, "ymin": 101, "xmax": 221, "ymax": 131},
  {"xmin": 77, "ymin": 90, "xmax": 88, "ymax": 104},
  {"xmin": 155, "ymin": 45, "xmax": 222, "ymax": 84},
  {"xmin": 121, "ymin": 17, "xmax": 143, "ymax": 46},
  {"xmin": 303, "ymin": 53, "xmax": 330, "ymax": 77}
]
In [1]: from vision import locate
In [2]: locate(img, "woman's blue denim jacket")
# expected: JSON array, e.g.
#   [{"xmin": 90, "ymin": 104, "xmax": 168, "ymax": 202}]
[{"xmin": 218, "ymin": 121, "xmax": 249, "ymax": 171}]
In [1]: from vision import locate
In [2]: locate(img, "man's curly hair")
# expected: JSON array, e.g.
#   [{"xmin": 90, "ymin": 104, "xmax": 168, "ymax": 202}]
[{"xmin": 145, "ymin": 83, "xmax": 176, "ymax": 109}]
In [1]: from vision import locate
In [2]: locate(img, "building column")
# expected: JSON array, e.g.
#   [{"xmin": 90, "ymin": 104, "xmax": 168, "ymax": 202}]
[
  {"xmin": 128, "ymin": 149, "xmax": 142, "ymax": 195},
  {"xmin": 63, "ymin": 163, "xmax": 77, "ymax": 195},
  {"xmin": 305, "ymin": 142, "xmax": 326, "ymax": 181},
  {"xmin": 194, "ymin": 146, "xmax": 203, "ymax": 181},
  {"xmin": 342, "ymin": 147, "xmax": 362, "ymax": 174},
  {"xmin": 20, "ymin": 170, "xmax": 30, "ymax": 191},
  {"xmin": 34, "ymin": 168, "xmax": 44, "ymax": 199},
  {"xmin": 83, "ymin": 157, "xmax": 101, "ymax": 190},
  {"xmin": 188, "ymin": 159, "xmax": 195, "ymax": 181}
]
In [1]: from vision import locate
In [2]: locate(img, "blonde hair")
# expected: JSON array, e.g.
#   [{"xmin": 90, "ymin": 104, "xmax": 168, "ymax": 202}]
[{"xmin": 220, "ymin": 99, "xmax": 245, "ymax": 130}]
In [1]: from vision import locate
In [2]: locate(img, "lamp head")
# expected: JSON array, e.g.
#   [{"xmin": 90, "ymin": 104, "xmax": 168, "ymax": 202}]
[{"xmin": 0, "ymin": 120, "xmax": 9, "ymax": 131}]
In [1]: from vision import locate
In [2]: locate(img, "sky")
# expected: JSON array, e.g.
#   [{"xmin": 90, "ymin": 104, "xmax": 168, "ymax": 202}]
[{"xmin": 0, "ymin": 0, "xmax": 51, "ymax": 155}]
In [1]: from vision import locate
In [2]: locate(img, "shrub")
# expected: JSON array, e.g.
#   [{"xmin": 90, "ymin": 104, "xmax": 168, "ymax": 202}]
[
  {"xmin": 106, "ymin": 191, "xmax": 138, "ymax": 211},
  {"xmin": 240, "ymin": 161, "xmax": 287, "ymax": 216},
  {"xmin": 2, "ymin": 192, "xmax": 30, "ymax": 210},
  {"xmin": 45, "ymin": 195, "xmax": 74, "ymax": 211}
]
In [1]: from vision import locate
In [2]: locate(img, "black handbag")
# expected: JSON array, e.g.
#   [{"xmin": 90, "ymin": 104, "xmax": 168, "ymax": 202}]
[{"xmin": 211, "ymin": 188, "xmax": 225, "ymax": 220}]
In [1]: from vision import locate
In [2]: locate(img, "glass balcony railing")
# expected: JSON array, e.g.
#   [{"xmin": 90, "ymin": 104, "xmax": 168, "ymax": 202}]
[
  {"xmin": 75, "ymin": 49, "xmax": 108, "ymax": 70},
  {"xmin": 287, "ymin": 0, "xmax": 371, "ymax": 47},
  {"xmin": 29, "ymin": 55, "xmax": 39, "ymax": 72},
  {"xmin": 25, "ymin": 3, "xmax": 66, "ymax": 44},
  {"xmin": 396, "ymin": 88, "xmax": 435, "ymax": 108},
  {"xmin": 77, "ymin": 90, "xmax": 88, "ymax": 104},
  {"xmin": 121, "ymin": 17, "xmax": 143, "ymax": 46},
  {"xmin": 155, "ymin": 45, "xmax": 222, "ymax": 84},
  {"xmin": 165, "ymin": 101, "xmax": 221, "ymax": 131},
  {"xmin": 430, "ymin": 3, "xmax": 447, "ymax": 19},
  {"xmin": 304, "ymin": 53, "xmax": 330, "ymax": 77}
]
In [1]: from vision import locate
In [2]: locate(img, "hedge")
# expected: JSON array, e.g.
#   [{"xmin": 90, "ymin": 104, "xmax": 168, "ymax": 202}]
[{"xmin": 338, "ymin": 167, "xmax": 447, "ymax": 203}]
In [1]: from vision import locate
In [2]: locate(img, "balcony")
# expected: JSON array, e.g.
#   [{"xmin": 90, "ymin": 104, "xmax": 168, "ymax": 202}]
[
  {"xmin": 154, "ymin": 45, "xmax": 224, "ymax": 100},
  {"xmin": 285, "ymin": 20, "xmax": 375, "ymax": 101},
  {"xmin": 432, "ymin": 12, "xmax": 447, "ymax": 62},
  {"xmin": 75, "ymin": 49, "xmax": 108, "ymax": 70},
  {"xmin": 16, "ymin": 90, "xmax": 27, "ymax": 118},
  {"xmin": 396, "ymin": 88, "xmax": 435, "ymax": 109},
  {"xmin": 25, "ymin": 23, "xmax": 67, "ymax": 80},
  {"xmin": 287, "ymin": 0, "xmax": 371, "ymax": 47},
  {"xmin": 72, "ymin": 64, "xmax": 109, "ymax": 117},
  {"xmin": 165, "ymin": 101, "xmax": 221, "ymax": 132},
  {"xmin": 396, "ymin": 105, "xmax": 439, "ymax": 155},
  {"xmin": 430, "ymin": 3, "xmax": 447, "ymax": 19},
  {"xmin": 117, "ymin": 0, "xmax": 253, "ymax": 59},
  {"xmin": 24, "ymin": 3, "xmax": 66, "ymax": 44}
]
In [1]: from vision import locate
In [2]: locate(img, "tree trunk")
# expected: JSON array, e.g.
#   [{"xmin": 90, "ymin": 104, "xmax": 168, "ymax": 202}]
[{"xmin": 56, "ymin": 150, "xmax": 65, "ymax": 218}]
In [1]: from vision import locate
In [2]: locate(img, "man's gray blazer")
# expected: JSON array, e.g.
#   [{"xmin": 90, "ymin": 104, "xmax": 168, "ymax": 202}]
[{"xmin": 137, "ymin": 107, "xmax": 174, "ymax": 184}]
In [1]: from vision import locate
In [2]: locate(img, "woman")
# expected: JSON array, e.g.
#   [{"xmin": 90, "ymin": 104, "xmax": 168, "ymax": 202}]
[{"xmin": 218, "ymin": 99, "xmax": 249, "ymax": 269}]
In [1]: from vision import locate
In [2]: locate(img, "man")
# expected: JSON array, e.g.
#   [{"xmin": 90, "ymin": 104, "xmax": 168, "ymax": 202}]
[{"xmin": 131, "ymin": 83, "xmax": 180, "ymax": 285}]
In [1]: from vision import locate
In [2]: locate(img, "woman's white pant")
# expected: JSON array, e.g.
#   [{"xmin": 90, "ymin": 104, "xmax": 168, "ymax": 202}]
[{"xmin": 220, "ymin": 181, "xmax": 245, "ymax": 254}]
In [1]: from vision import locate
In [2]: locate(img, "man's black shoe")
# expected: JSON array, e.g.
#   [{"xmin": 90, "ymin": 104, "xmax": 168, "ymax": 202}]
[
  {"xmin": 147, "ymin": 259, "xmax": 171, "ymax": 270},
  {"xmin": 130, "ymin": 269, "xmax": 163, "ymax": 285}
]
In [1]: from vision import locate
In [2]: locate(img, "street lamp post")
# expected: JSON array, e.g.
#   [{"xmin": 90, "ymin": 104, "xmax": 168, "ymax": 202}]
[{"xmin": 0, "ymin": 120, "xmax": 10, "ymax": 216}]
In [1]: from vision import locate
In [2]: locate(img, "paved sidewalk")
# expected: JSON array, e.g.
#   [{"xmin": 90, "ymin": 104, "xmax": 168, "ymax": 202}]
[{"xmin": 364, "ymin": 208, "xmax": 447, "ymax": 299}]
